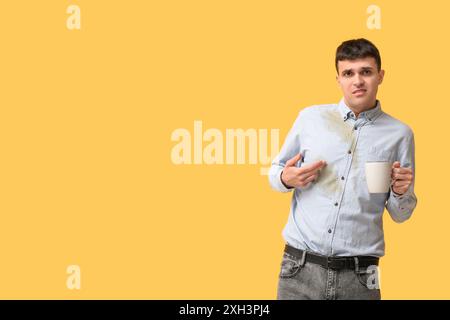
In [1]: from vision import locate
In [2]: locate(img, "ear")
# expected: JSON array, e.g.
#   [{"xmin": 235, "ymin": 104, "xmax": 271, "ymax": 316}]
[{"xmin": 378, "ymin": 69, "xmax": 385, "ymax": 84}]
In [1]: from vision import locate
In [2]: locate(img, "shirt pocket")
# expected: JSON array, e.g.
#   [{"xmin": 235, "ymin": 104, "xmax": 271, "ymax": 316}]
[{"xmin": 364, "ymin": 146, "xmax": 395, "ymax": 163}]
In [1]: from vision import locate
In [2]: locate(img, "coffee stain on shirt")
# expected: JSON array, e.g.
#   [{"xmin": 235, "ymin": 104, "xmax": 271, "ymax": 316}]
[
  {"xmin": 321, "ymin": 110, "xmax": 354, "ymax": 144},
  {"xmin": 311, "ymin": 109, "xmax": 358, "ymax": 198},
  {"xmin": 351, "ymin": 140, "xmax": 360, "ymax": 169},
  {"xmin": 315, "ymin": 161, "xmax": 341, "ymax": 197}
]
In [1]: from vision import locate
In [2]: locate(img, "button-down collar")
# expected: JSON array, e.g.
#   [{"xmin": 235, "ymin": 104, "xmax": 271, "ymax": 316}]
[{"xmin": 338, "ymin": 98, "xmax": 382, "ymax": 123}]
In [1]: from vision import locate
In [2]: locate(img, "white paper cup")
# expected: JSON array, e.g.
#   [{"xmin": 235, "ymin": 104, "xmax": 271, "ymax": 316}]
[{"xmin": 365, "ymin": 161, "xmax": 392, "ymax": 193}]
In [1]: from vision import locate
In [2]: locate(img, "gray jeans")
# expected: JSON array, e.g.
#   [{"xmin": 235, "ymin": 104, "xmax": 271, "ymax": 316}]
[{"xmin": 277, "ymin": 251, "xmax": 381, "ymax": 300}]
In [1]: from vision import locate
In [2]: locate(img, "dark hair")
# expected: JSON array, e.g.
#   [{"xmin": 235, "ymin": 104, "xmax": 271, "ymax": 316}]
[{"xmin": 335, "ymin": 38, "xmax": 381, "ymax": 73}]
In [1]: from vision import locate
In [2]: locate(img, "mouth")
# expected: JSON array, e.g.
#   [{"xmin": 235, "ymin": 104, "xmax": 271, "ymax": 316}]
[{"xmin": 352, "ymin": 89, "xmax": 367, "ymax": 96}]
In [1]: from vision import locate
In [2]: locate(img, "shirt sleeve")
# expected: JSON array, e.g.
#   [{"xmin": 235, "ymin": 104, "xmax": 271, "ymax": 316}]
[
  {"xmin": 385, "ymin": 131, "xmax": 418, "ymax": 223},
  {"xmin": 268, "ymin": 109, "xmax": 306, "ymax": 193}
]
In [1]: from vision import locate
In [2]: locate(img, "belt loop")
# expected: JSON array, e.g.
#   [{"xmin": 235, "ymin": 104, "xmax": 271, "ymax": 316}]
[
  {"xmin": 354, "ymin": 256, "xmax": 369, "ymax": 288},
  {"xmin": 354, "ymin": 257, "xmax": 359, "ymax": 273},
  {"xmin": 300, "ymin": 250, "xmax": 307, "ymax": 267}
]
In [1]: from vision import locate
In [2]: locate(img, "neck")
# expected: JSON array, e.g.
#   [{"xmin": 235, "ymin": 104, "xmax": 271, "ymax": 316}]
[{"xmin": 347, "ymin": 99, "xmax": 377, "ymax": 118}]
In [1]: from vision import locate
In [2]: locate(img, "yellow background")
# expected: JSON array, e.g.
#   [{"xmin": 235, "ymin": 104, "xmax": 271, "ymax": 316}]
[{"xmin": 0, "ymin": 0, "xmax": 448, "ymax": 299}]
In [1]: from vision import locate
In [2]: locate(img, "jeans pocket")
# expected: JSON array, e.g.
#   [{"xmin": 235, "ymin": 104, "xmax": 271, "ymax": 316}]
[
  {"xmin": 279, "ymin": 253, "xmax": 302, "ymax": 279},
  {"xmin": 356, "ymin": 266, "xmax": 380, "ymax": 290}
]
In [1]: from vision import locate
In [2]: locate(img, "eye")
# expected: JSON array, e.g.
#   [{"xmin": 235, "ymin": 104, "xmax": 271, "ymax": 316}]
[
  {"xmin": 343, "ymin": 71, "xmax": 353, "ymax": 77},
  {"xmin": 362, "ymin": 70, "xmax": 372, "ymax": 75}
]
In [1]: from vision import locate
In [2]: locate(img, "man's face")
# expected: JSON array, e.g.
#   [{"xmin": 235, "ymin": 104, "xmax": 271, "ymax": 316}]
[{"xmin": 336, "ymin": 57, "xmax": 384, "ymax": 111}]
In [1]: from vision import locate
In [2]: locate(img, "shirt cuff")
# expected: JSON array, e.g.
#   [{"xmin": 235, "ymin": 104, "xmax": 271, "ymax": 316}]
[{"xmin": 391, "ymin": 184, "xmax": 412, "ymax": 200}]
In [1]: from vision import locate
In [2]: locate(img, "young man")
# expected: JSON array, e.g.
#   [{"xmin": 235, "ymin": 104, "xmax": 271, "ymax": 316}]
[{"xmin": 269, "ymin": 38, "xmax": 417, "ymax": 300}]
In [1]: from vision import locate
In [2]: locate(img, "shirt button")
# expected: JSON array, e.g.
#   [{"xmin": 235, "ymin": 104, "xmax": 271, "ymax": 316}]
[
  {"xmin": 354, "ymin": 127, "xmax": 358, "ymax": 130},
  {"xmin": 334, "ymin": 202, "xmax": 338, "ymax": 206},
  {"xmin": 341, "ymin": 176, "xmax": 345, "ymax": 180},
  {"xmin": 347, "ymin": 150, "xmax": 352, "ymax": 154},
  {"xmin": 328, "ymin": 229, "xmax": 332, "ymax": 234}
]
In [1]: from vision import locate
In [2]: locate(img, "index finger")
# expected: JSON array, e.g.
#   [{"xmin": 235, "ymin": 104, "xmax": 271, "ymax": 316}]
[
  {"xmin": 394, "ymin": 167, "xmax": 412, "ymax": 174},
  {"xmin": 299, "ymin": 160, "xmax": 326, "ymax": 174}
]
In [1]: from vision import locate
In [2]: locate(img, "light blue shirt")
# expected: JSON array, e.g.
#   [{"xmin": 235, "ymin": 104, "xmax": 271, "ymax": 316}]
[{"xmin": 269, "ymin": 98, "xmax": 417, "ymax": 257}]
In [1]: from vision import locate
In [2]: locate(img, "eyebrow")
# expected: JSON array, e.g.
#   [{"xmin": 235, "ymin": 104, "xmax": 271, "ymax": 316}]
[{"xmin": 341, "ymin": 67, "xmax": 374, "ymax": 74}]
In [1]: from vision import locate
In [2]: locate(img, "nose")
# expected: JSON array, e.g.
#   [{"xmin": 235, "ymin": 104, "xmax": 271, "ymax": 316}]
[{"xmin": 353, "ymin": 74, "xmax": 364, "ymax": 87}]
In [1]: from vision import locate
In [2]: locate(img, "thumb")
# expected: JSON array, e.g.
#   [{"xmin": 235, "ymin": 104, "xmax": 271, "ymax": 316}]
[{"xmin": 286, "ymin": 153, "xmax": 302, "ymax": 167}]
